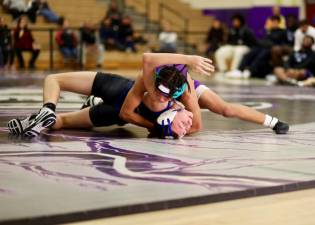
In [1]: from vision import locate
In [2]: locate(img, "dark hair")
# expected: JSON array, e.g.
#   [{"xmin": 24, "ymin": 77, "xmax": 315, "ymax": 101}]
[
  {"xmin": 231, "ymin": 14, "xmax": 245, "ymax": 26},
  {"xmin": 270, "ymin": 15, "xmax": 281, "ymax": 22},
  {"xmin": 299, "ymin": 19, "xmax": 309, "ymax": 27},
  {"xmin": 156, "ymin": 66, "xmax": 190, "ymax": 98}
]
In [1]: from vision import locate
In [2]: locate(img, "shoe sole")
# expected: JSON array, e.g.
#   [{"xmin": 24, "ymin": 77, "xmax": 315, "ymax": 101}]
[{"xmin": 8, "ymin": 119, "xmax": 24, "ymax": 135}]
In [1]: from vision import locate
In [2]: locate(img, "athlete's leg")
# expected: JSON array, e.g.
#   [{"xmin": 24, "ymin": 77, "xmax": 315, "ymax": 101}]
[
  {"xmin": 43, "ymin": 71, "xmax": 97, "ymax": 104},
  {"xmin": 53, "ymin": 107, "xmax": 93, "ymax": 130},
  {"xmin": 198, "ymin": 89, "xmax": 265, "ymax": 124},
  {"xmin": 198, "ymin": 88, "xmax": 289, "ymax": 134}
]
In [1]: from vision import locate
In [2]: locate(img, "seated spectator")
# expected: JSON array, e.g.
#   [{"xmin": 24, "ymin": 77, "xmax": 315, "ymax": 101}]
[
  {"xmin": 205, "ymin": 18, "xmax": 225, "ymax": 58},
  {"xmin": 286, "ymin": 14, "xmax": 299, "ymax": 46},
  {"xmin": 80, "ymin": 21, "xmax": 105, "ymax": 68},
  {"xmin": 13, "ymin": 16, "xmax": 40, "ymax": 69},
  {"xmin": 0, "ymin": 16, "xmax": 14, "ymax": 69},
  {"xmin": 274, "ymin": 35, "xmax": 315, "ymax": 86},
  {"xmin": 294, "ymin": 19, "xmax": 315, "ymax": 52},
  {"xmin": 27, "ymin": 0, "xmax": 61, "ymax": 23},
  {"xmin": 99, "ymin": 18, "xmax": 117, "ymax": 50},
  {"xmin": 269, "ymin": 15, "xmax": 298, "ymax": 68},
  {"xmin": 118, "ymin": 15, "xmax": 136, "ymax": 52},
  {"xmin": 214, "ymin": 14, "xmax": 256, "ymax": 73},
  {"xmin": 55, "ymin": 18, "xmax": 78, "ymax": 63},
  {"xmin": 2, "ymin": 0, "xmax": 28, "ymax": 20},
  {"xmin": 105, "ymin": 0, "xmax": 122, "ymax": 31},
  {"xmin": 158, "ymin": 22, "xmax": 177, "ymax": 53},
  {"xmin": 271, "ymin": 5, "xmax": 286, "ymax": 29},
  {"xmin": 227, "ymin": 15, "xmax": 287, "ymax": 79}
]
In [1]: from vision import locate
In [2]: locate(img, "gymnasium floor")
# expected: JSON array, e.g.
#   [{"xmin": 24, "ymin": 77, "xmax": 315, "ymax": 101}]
[{"xmin": 0, "ymin": 70, "xmax": 315, "ymax": 225}]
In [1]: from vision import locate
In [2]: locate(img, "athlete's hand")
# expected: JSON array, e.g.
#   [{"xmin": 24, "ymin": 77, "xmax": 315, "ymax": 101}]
[{"xmin": 188, "ymin": 55, "xmax": 215, "ymax": 76}]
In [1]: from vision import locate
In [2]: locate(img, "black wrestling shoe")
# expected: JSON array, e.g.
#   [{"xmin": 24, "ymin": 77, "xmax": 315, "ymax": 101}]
[
  {"xmin": 81, "ymin": 95, "xmax": 103, "ymax": 109},
  {"xmin": 7, "ymin": 114, "xmax": 36, "ymax": 135},
  {"xmin": 23, "ymin": 107, "xmax": 56, "ymax": 137},
  {"xmin": 273, "ymin": 121, "xmax": 289, "ymax": 134}
]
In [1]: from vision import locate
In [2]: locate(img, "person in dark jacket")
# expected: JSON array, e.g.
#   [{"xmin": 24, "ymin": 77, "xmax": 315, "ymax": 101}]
[
  {"xmin": 13, "ymin": 16, "xmax": 40, "ymax": 69},
  {"xmin": 205, "ymin": 18, "xmax": 225, "ymax": 58},
  {"xmin": 55, "ymin": 18, "xmax": 78, "ymax": 63},
  {"xmin": 99, "ymin": 18, "xmax": 117, "ymax": 50},
  {"xmin": 227, "ymin": 15, "xmax": 288, "ymax": 79},
  {"xmin": 274, "ymin": 35, "xmax": 315, "ymax": 85},
  {"xmin": 215, "ymin": 14, "xmax": 256, "ymax": 73},
  {"xmin": 0, "ymin": 17, "xmax": 14, "ymax": 69},
  {"xmin": 80, "ymin": 21, "xmax": 105, "ymax": 68},
  {"xmin": 118, "ymin": 16, "xmax": 136, "ymax": 52}
]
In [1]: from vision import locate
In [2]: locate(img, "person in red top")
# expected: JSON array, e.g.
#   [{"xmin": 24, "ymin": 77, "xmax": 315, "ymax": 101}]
[{"xmin": 13, "ymin": 16, "xmax": 40, "ymax": 69}]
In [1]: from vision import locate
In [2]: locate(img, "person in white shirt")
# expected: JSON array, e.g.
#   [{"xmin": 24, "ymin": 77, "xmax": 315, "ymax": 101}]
[
  {"xmin": 294, "ymin": 19, "xmax": 315, "ymax": 51},
  {"xmin": 159, "ymin": 22, "xmax": 178, "ymax": 53}
]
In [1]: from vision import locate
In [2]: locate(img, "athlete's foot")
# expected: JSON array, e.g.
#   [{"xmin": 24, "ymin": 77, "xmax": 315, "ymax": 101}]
[
  {"xmin": 81, "ymin": 95, "xmax": 103, "ymax": 109},
  {"xmin": 23, "ymin": 107, "xmax": 56, "ymax": 137},
  {"xmin": 273, "ymin": 121, "xmax": 289, "ymax": 134},
  {"xmin": 7, "ymin": 114, "xmax": 37, "ymax": 135}
]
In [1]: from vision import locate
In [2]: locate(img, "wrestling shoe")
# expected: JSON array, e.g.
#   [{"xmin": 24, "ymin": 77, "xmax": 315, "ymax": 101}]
[
  {"xmin": 81, "ymin": 95, "xmax": 103, "ymax": 109},
  {"xmin": 273, "ymin": 121, "xmax": 289, "ymax": 134},
  {"xmin": 23, "ymin": 107, "xmax": 56, "ymax": 137},
  {"xmin": 7, "ymin": 114, "xmax": 36, "ymax": 135}
]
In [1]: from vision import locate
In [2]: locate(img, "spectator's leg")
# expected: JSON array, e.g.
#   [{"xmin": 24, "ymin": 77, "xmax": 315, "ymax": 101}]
[
  {"xmin": 96, "ymin": 44, "xmax": 105, "ymax": 67},
  {"xmin": 238, "ymin": 47, "xmax": 260, "ymax": 71},
  {"xmin": 230, "ymin": 45, "xmax": 250, "ymax": 71},
  {"xmin": 29, "ymin": 49, "xmax": 40, "ymax": 69},
  {"xmin": 39, "ymin": 9, "xmax": 59, "ymax": 23},
  {"xmin": 274, "ymin": 67, "xmax": 288, "ymax": 82},
  {"xmin": 271, "ymin": 45, "xmax": 292, "ymax": 67},
  {"xmin": 0, "ymin": 47, "xmax": 3, "ymax": 67},
  {"xmin": 82, "ymin": 44, "xmax": 87, "ymax": 66},
  {"xmin": 248, "ymin": 49, "xmax": 271, "ymax": 78},
  {"xmin": 15, "ymin": 48, "xmax": 25, "ymax": 69},
  {"xmin": 214, "ymin": 45, "xmax": 233, "ymax": 72}
]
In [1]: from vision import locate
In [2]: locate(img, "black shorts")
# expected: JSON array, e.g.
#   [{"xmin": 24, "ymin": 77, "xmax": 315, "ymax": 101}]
[{"xmin": 89, "ymin": 72, "xmax": 134, "ymax": 127}]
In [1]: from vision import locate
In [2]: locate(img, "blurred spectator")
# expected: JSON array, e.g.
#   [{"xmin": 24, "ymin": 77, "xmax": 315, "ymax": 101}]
[
  {"xmin": 0, "ymin": 17, "xmax": 14, "ymax": 69},
  {"xmin": 2, "ymin": 0, "xmax": 28, "ymax": 20},
  {"xmin": 274, "ymin": 35, "xmax": 315, "ymax": 85},
  {"xmin": 158, "ymin": 22, "xmax": 177, "ymax": 53},
  {"xmin": 272, "ymin": 6, "xmax": 286, "ymax": 29},
  {"xmin": 105, "ymin": 0, "xmax": 121, "ymax": 32},
  {"xmin": 227, "ymin": 15, "xmax": 287, "ymax": 78},
  {"xmin": 205, "ymin": 18, "xmax": 225, "ymax": 58},
  {"xmin": 286, "ymin": 14, "xmax": 299, "ymax": 46},
  {"xmin": 81, "ymin": 21, "xmax": 105, "ymax": 68},
  {"xmin": 55, "ymin": 18, "xmax": 78, "ymax": 63},
  {"xmin": 215, "ymin": 14, "xmax": 256, "ymax": 73},
  {"xmin": 294, "ymin": 19, "xmax": 315, "ymax": 51},
  {"xmin": 27, "ymin": 0, "xmax": 61, "ymax": 23},
  {"xmin": 13, "ymin": 16, "xmax": 40, "ymax": 69},
  {"xmin": 118, "ymin": 16, "xmax": 136, "ymax": 52},
  {"xmin": 99, "ymin": 18, "xmax": 117, "ymax": 50}
]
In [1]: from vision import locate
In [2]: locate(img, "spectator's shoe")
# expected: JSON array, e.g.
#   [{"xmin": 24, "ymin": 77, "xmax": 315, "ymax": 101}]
[
  {"xmin": 81, "ymin": 95, "xmax": 103, "ymax": 109},
  {"xmin": 23, "ymin": 107, "xmax": 56, "ymax": 137},
  {"xmin": 279, "ymin": 78, "xmax": 298, "ymax": 86},
  {"xmin": 273, "ymin": 121, "xmax": 289, "ymax": 134},
  {"xmin": 7, "ymin": 114, "xmax": 36, "ymax": 135},
  {"xmin": 225, "ymin": 70, "xmax": 243, "ymax": 79},
  {"xmin": 242, "ymin": 70, "xmax": 251, "ymax": 79}
]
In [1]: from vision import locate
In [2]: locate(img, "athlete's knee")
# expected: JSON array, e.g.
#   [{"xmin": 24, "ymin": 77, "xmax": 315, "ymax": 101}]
[{"xmin": 222, "ymin": 104, "xmax": 236, "ymax": 118}]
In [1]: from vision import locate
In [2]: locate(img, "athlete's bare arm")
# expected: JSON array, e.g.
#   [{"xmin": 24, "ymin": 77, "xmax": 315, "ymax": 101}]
[
  {"xmin": 142, "ymin": 53, "xmax": 214, "ymax": 94},
  {"xmin": 119, "ymin": 74, "xmax": 155, "ymax": 130}
]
